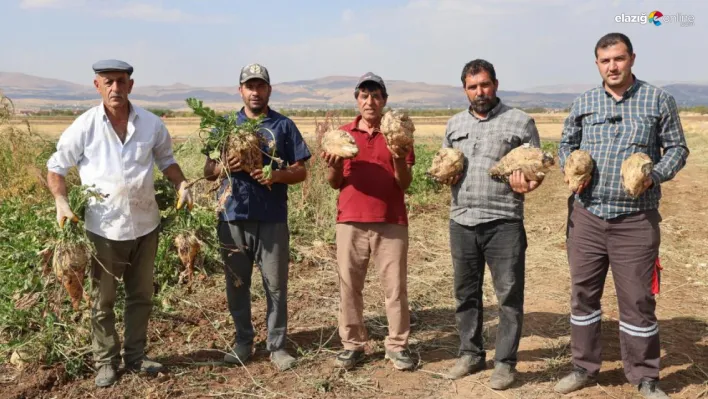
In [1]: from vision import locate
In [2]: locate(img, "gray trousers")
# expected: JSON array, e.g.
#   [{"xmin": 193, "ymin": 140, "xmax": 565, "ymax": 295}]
[
  {"xmin": 567, "ymin": 200, "xmax": 662, "ymax": 385},
  {"xmin": 449, "ymin": 219, "xmax": 527, "ymax": 365},
  {"xmin": 86, "ymin": 227, "xmax": 158, "ymax": 368},
  {"xmin": 218, "ymin": 221, "xmax": 290, "ymax": 351}
]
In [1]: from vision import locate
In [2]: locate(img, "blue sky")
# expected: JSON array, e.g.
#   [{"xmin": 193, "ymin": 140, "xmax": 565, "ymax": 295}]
[{"xmin": 1, "ymin": 0, "xmax": 705, "ymax": 91}]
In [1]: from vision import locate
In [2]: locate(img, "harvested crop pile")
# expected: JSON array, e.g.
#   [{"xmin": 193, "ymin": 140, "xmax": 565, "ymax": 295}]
[
  {"xmin": 52, "ymin": 243, "xmax": 90, "ymax": 311},
  {"xmin": 186, "ymin": 97, "xmax": 282, "ymax": 177},
  {"xmin": 381, "ymin": 109, "xmax": 415, "ymax": 149},
  {"xmin": 225, "ymin": 132, "xmax": 264, "ymax": 174},
  {"xmin": 51, "ymin": 185, "xmax": 106, "ymax": 311},
  {"xmin": 621, "ymin": 152, "xmax": 653, "ymax": 198},
  {"xmin": 322, "ymin": 129, "xmax": 359, "ymax": 159},
  {"xmin": 488, "ymin": 143, "xmax": 555, "ymax": 182},
  {"xmin": 427, "ymin": 148, "xmax": 465, "ymax": 182},
  {"xmin": 154, "ymin": 176, "xmax": 206, "ymax": 288},
  {"xmin": 564, "ymin": 150, "xmax": 594, "ymax": 192}
]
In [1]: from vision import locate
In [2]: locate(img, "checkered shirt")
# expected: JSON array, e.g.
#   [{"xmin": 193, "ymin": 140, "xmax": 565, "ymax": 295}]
[
  {"xmin": 443, "ymin": 100, "xmax": 541, "ymax": 227},
  {"xmin": 559, "ymin": 78, "xmax": 689, "ymax": 219}
]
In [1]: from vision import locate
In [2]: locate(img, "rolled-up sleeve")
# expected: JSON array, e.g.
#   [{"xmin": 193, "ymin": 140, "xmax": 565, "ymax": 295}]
[
  {"xmin": 46, "ymin": 118, "xmax": 85, "ymax": 176},
  {"xmin": 153, "ymin": 122, "xmax": 177, "ymax": 171}
]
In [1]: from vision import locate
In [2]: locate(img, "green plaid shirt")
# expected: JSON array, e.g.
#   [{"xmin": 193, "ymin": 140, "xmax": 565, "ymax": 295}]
[{"xmin": 559, "ymin": 77, "xmax": 689, "ymax": 219}]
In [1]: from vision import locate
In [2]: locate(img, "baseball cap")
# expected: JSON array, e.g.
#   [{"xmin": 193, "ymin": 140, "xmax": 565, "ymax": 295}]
[
  {"xmin": 355, "ymin": 72, "xmax": 386, "ymax": 91},
  {"xmin": 240, "ymin": 63, "xmax": 270, "ymax": 84}
]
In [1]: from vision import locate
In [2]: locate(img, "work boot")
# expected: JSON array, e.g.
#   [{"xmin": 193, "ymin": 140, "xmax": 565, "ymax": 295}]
[
  {"xmin": 224, "ymin": 344, "xmax": 252, "ymax": 365},
  {"xmin": 444, "ymin": 354, "xmax": 486, "ymax": 380},
  {"xmin": 554, "ymin": 367, "xmax": 594, "ymax": 394},
  {"xmin": 94, "ymin": 364, "xmax": 117, "ymax": 387},
  {"xmin": 489, "ymin": 362, "xmax": 515, "ymax": 390},
  {"xmin": 270, "ymin": 349, "xmax": 296, "ymax": 371},
  {"xmin": 334, "ymin": 350, "xmax": 365, "ymax": 370},
  {"xmin": 638, "ymin": 379, "xmax": 670, "ymax": 399},
  {"xmin": 125, "ymin": 356, "xmax": 165, "ymax": 374},
  {"xmin": 385, "ymin": 349, "xmax": 415, "ymax": 371}
]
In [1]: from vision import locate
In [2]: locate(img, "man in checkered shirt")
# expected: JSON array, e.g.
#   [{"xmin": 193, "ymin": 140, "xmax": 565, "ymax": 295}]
[
  {"xmin": 554, "ymin": 33, "xmax": 689, "ymax": 399},
  {"xmin": 441, "ymin": 59, "xmax": 543, "ymax": 390}
]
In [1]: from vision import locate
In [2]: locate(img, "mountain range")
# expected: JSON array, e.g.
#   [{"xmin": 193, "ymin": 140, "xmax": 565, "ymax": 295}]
[{"xmin": 2, "ymin": 72, "xmax": 708, "ymax": 110}]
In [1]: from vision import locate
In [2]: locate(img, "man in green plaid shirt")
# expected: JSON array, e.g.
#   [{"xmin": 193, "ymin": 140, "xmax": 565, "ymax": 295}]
[{"xmin": 555, "ymin": 33, "xmax": 689, "ymax": 399}]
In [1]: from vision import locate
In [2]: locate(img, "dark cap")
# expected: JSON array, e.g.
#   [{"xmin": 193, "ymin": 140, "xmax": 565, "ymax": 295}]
[
  {"xmin": 355, "ymin": 72, "xmax": 386, "ymax": 91},
  {"xmin": 240, "ymin": 63, "xmax": 270, "ymax": 84},
  {"xmin": 92, "ymin": 59, "xmax": 134, "ymax": 76}
]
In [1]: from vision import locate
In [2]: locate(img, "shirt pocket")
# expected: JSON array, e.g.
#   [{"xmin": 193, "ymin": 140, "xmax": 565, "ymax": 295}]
[
  {"xmin": 627, "ymin": 115, "xmax": 658, "ymax": 149},
  {"xmin": 480, "ymin": 135, "xmax": 519, "ymax": 160},
  {"xmin": 134, "ymin": 142, "xmax": 153, "ymax": 166},
  {"xmin": 581, "ymin": 114, "xmax": 608, "ymax": 145},
  {"xmin": 448, "ymin": 130, "xmax": 473, "ymax": 155},
  {"xmin": 448, "ymin": 130, "xmax": 469, "ymax": 146}
]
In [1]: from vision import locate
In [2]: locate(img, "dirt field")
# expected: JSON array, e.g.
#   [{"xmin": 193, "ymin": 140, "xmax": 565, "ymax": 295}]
[{"xmin": 1, "ymin": 115, "xmax": 706, "ymax": 399}]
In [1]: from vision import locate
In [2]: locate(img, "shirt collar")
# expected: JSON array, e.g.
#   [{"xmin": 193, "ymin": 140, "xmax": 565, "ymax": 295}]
[
  {"xmin": 602, "ymin": 74, "xmax": 642, "ymax": 101},
  {"xmin": 468, "ymin": 97, "xmax": 504, "ymax": 121},
  {"xmin": 237, "ymin": 106, "xmax": 274, "ymax": 122},
  {"xmin": 98, "ymin": 101, "xmax": 137, "ymax": 122},
  {"xmin": 350, "ymin": 114, "xmax": 382, "ymax": 134}
]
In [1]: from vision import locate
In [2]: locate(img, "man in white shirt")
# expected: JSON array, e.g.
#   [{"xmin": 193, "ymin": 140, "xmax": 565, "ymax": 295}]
[{"xmin": 46, "ymin": 59, "xmax": 193, "ymax": 388}]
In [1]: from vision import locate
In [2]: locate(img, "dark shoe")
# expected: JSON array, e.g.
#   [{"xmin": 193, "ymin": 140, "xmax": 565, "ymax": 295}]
[
  {"xmin": 224, "ymin": 344, "xmax": 252, "ymax": 365},
  {"xmin": 489, "ymin": 362, "xmax": 515, "ymax": 390},
  {"xmin": 444, "ymin": 354, "xmax": 486, "ymax": 380},
  {"xmin": 95, "ymin": 364, "xmax": 117, "ymax": 387},
  {"xmin": 270, "ymin": 349, "xmax": 296, "ymax": 371},
  {"xmin": 334, "ymin": 350, "xmax": 365, "ymax": 370},
  {"xmin": 554, "ymin": 367, "xmax": 594, "ymax": 394},
  {"xmin": 125, "ymin": 356, "xmax": 165, "ymax": 374},
  {"xmin": 385, "ymin": 349, "xmax": 415, "ymax": 371},
  {"xmin": 638, "ymin": 379, "xmax": 670, "ymax": 399}
]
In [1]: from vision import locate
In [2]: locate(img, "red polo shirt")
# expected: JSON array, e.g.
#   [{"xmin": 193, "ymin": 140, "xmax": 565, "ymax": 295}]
[{"xmin": 336, "ymin": 116, "xmax": 415, "ymax": 226}]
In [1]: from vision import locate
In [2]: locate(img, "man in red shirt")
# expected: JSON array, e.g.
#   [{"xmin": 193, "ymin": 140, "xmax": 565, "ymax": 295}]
[{"xmin": 321, "ymin": 73, "xmax": 415, "ymax": 371}]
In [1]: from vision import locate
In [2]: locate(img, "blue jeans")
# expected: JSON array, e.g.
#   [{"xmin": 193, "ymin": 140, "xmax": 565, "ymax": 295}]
[{"xmin": 449, "ymin": 219, "xmax": 527, "ymax": 365}]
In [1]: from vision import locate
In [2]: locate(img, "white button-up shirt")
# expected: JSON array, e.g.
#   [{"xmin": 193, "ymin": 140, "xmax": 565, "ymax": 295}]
[{"xmin": 47, "ymin": 103, "xmax": 177, "ymax": 241}]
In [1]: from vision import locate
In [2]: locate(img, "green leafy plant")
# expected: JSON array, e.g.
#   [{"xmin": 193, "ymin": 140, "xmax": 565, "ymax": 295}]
[{"xmin": 185, "ymin": 97, "xmax": 283, "ymax": 181}]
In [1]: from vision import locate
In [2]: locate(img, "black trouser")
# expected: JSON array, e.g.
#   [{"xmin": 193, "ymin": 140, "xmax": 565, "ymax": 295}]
[
  {"xmin": 567, "ymin": 200, "xmax": 662, "ymax": 385},
  {"xmin": 449, "ymin": 219, "xmax": 527, "ymax": 365}
]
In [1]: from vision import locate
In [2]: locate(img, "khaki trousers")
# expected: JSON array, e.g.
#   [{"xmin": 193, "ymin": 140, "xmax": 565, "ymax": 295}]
[
  {"xmin": 86, "ymin": 228, "xmax": 158, "ymax": 367},
  {"xmin": 336, "ymin": 222, "xmax": 410, "ymax": 352}
]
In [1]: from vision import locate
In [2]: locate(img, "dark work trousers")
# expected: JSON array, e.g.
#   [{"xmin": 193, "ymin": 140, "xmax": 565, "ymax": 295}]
[
  {"xmin": 449, "ymin": 218, "xmax": 527, "ymax": 366},
  {"xmin": 567, "ymin": 199, "xmax": 662, "ymax": 385},
  {"xmin": 218, "ymin": 221, "xmax": 290, "ymax": 352}
]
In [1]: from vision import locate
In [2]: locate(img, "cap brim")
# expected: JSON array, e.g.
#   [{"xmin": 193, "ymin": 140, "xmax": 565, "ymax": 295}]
[
  {"xmin": 356, "ymin": 79, "xmax": 384, "ymax": 89},
  {"xmin": 94, "ymin": 68, "xmax": 133, "ymax": 75},
  {"xmin": 240, "ymin": 76, "xmax": 269, "ymax": 84}
]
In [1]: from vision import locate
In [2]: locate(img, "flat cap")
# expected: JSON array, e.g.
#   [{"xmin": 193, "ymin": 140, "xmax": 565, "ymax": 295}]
[
  {"xmin": 92, "ymin": 59, "xmax": 134, "ymax": 76},
  {"xmin": 240, "ymin": 63, "xmax": 270, "ymax": 84},
  {"xmin": 355, "ymin": 72, "xmax": 386, "ymax": 91}
]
